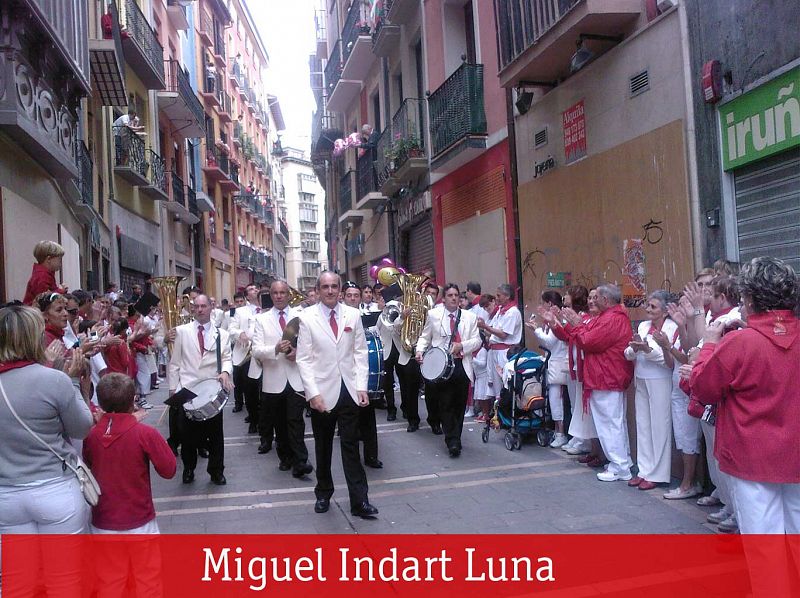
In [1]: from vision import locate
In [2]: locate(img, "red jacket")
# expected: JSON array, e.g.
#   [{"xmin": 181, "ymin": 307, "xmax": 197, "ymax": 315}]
[
  {"xmin": 103, "ymin": 335, "xmax": 137, "ymax": 379},
  {"xmin": 83, "ymin": 413, "xmax": 176, "ymax": 530},
  {"xmin": 690, "ymin": 310, "xmax": 799, "ymax": 484},
  {"xmin": 23, "ymin": 263, "xmax": 65, "ymax": 305},
  {"xmin": 567, "ymin": 304, "xmax": 633, "ymax": 398}
]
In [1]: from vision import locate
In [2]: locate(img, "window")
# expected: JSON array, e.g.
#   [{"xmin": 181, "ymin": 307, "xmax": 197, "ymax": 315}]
[
  {"xmin": 301, "ymin": 232, "xmax": 320, "ymax": 252},
  {"xmin": 299, "ymin": 202, "xmax": 318, "ymax": 222},
  {"xmin": 302, "ymin": 261, "xmax": 321, "ymax": 278}
]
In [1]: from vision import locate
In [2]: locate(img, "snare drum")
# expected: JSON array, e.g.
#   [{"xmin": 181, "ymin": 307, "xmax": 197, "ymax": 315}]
[
  {"xmin": 421, "ymin": 346, "xmax": 455, "ymax": 383},
  {"xmin": 183, "ymin": 377, "xmax": 228, "ymax": 422},
  {"xmin": 365, "ymin": 329, "xmax": 384, "ymax": 398}
]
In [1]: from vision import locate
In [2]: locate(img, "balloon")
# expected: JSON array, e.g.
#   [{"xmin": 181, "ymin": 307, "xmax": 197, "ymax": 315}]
[
  {"xmin": 377, "ymin": 267, "xmax": 400, "ymax": 286},
  {"xmin": 397, "ymin": 267, "xmax": 407, "ymax": 274},
  {"xmin": 369, "ymin": 265, "xmax": 380, "ymax": 280},
  {"xmin": 381, "ymin": 258, "xmax": 394, "ymax": 266}
]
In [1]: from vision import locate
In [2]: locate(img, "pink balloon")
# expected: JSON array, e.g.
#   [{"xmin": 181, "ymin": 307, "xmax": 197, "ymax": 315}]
[
  {"xmin": 369, "ymin": 265, "xmax": 380, "ymax": 280},
  {"xmin": 397, "ymin": 267, "xmax": 407, "ymax": 274},
  {"xmin": 381, "ymin": 258, "xmax": 394, "ymax": 266}
]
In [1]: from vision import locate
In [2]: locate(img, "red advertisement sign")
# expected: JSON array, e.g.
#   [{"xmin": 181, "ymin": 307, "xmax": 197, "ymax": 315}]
[{"xmin": 562, "ymin": 100, "xmax": 587, "ymax": 163}]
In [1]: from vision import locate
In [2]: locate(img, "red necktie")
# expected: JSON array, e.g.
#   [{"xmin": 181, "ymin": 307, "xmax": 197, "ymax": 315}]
[
  {"xmin": 278, "ymin": 310, "xmax": 286, "ymax": 331},
  {"xmin": 449, "ymin": 313, "xmax": 461, "ymax": 343},
  {"xmin": 197, "ymin": 325, "xmax": 205, "ymax": 355},
  {"xmin": 329, "ymin": 309, "xmax": 338, "ymax": 337}
]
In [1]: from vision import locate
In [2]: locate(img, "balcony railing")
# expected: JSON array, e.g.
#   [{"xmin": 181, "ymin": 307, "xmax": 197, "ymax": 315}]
[
  {"xmin": 223, "ymin": 228, "xmax": 231, "ymax": 250},
  {"xmin": 170, "ymin": 171, "xmax": 186, "ymax": 207},
  {"xmin": 163, "ymin": 59, "xmax": 205, "ymax": 135},
  {"xmin": 198, "ymin": 10, "xmax": 214, "ymax": 45},
  {"xmin": 77, "ymin": 141, "xmax": 93, "ymax": 206},
  {"xmin": 113, "ymin": 125, "xmax": 148, "ymax": 179},
  {"xmin": 324, "ymin": 39, "xmax": 343, "ymax": 96},
  {"xmin": 342, "ymin": 0, "xmax": 370, "ymax": 65},
  {"xmin": 213, "ymin": 23, "xmax": 226, "ymax": 61},
  {"xmin": 339, "ymin": 170, "xmax": 353, "ymax": 215},
  {"xmin": 230, "ymin": 162, "xmax": 240, "ymax": 187},
  {"xmin": 233, "ymin": 121, "xmax": 243, "ymax": 143},
  {"xmin": 279, "ymin": 217, "xmax": 290, "ymax": 241},
  {"xmin": 387, "ymin": 97, "xmax": 426, "ymax": 168},
  {"xmin": 356, "ymin": 151, "xmax": 378, "ymax": 200},
  {"xmin": 121, "ymin": 0, "xmax": 165, "ymax": 87},
  {"xmin": 428, "ymin": 63, "xmax": 487, "ymax": 160},
  {"xmin": 496, "ymin": 0, "xmax": 580, "ymax": 71},
  {"xmin": 238, "ymin": 243, "xmax": 252, "ymax": 267},
  {"xmin": 206, "ymin": 145, "xmax": 229, "ymax": 176},
  {"xmin": 145, "ymin": 149, "xmax": 167, "ymax": 194},
  {"xmin": 187, "ymin": 186, "xmax": 198, "ymax": 216}
]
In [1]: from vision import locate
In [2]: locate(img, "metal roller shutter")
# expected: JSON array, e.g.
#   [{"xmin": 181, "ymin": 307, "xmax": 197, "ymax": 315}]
[
  {"xmin": 734, "ymin": 148, "xmax": 800, "ymax": 271},
  {"xmin": 405, "ymin": 219, "xmax": 435, "ymax": 274}
]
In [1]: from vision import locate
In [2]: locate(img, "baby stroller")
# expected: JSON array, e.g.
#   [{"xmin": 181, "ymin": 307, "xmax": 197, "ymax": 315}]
[{"xmin": 481, "ymin": 348, "xmax": 553, "ymax": 451}]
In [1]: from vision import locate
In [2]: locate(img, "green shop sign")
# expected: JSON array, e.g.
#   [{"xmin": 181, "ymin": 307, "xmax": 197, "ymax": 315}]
[{"xmin": 719, "ymin": 67, "xmax": 799, "ymax": 171}]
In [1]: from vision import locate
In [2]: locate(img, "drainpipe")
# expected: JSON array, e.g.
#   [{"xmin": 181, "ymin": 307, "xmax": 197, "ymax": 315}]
[
  {"xmin": 505, "ymin": 88, "xmax": 524, "ymax": 306},
  {"xmin": 381, "ymin": 56, "xmax": 397, "ymax": 263}
]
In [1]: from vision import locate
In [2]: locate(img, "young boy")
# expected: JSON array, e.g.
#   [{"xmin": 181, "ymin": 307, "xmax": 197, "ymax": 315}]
[
  {"xmin": 23, "ymin": 240, "xmax": 67, "ymax": 305},
  {"xmin": 83, "ymin": 373, "xmax": 176, "ymax": 534}
]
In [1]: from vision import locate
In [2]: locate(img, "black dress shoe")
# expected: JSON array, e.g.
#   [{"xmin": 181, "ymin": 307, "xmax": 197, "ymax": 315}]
[
  {"xmin": 314, "ymin": 498, "xmax": 330, "ymax": 513},
  {"xmin": 365, "ymin": 458, "xmax": 383, "ymax": 469},
  {"xmin": 430, "ymin": 423, "xmax": 443, "ymax": 435},
  {"xmin": 387, "ymin": 412, "xmax": 397, "ymax": 422},
  {"xmin": 257, "ymin": 441, "xmax": 272, "ymax": 454},
  {"xmin": 278, "ymin": 461, "xmax": 292, "ymax": 471},
  {"xmin": 292, "ymin": 462, "xmax": 313, "ymax": 478},
  {"xmin": 232, "ymin": 405, "xmax": 243, "ymax": 413},
  {"xmin": 243, "ymin": 415, "xmax": 251, "ymax": 423},
  {"xmin": 198, "ymin": 448, "xmax": 209, "ymax": 458},
  {"xmin": 248, "ymin": 422, "xmax": 258, "ymax": 434},
  {"xmin": 182, "ymin": 469, "xmax": 194, "ymax": 484},
  {"xmin": 448, "ymin": 446, "xmax": 461, "ymax": 458},
  {"xmin": 406, "ymin": 422, "xmax": 419, "ymax": 432},
  {"xmin": 350, "ymin": 502, "xmax": 379, "ymax": 518},
  {"xmin": 210, "ymin": 474, "xmax": 227, "ymax": 485}
]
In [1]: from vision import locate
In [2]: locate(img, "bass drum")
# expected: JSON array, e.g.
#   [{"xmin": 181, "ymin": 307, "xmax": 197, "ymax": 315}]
[
  {"xmin": 183, "ymin": 377, "xmax": 228, "ymax": 421},
  {"xmin": 365, "ymin": 329, "xmax": 384, "ymax": 398}
]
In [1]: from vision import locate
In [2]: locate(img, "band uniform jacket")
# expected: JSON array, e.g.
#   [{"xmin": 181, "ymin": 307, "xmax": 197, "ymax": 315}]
[
  {"xmin": 251, "ymin": 306, "xmax": 303, "ymax": 394},
  {"xmin": 168, "ymin": 322, "xmax": 233, "ymax": 393},
  {"xmin": 228, "ymin": 304, "xmax": 261, "ymax": 378},
  {"xmin": 416, "ymin": 308, "xmax": 482, "ymax": 383},
  {"xmin": 295, "ymin": 303, "xmax": 369, "ymax": 412},
  {"xmin": 375, "ymin": 313, "xmax": 413, "ymax": 365}
]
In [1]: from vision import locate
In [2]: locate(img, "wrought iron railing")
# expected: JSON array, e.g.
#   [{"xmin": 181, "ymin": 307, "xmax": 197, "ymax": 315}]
[
  {"xmin": 428, "ymin": 63, "xmax": 487, "ymax": 159},
  {"xmin": 77, "ymin": 141, "xmax": 93, "ymax": 205},
  {"xmin": 238, "ymin": 243, "xmax": 252, "ymax": 267},
  {"xmin": 113, "ymin": 125, "xmax": 148, "ymax": 178},
  {"xmin": 339, "ymin": 170, "xmax": 353, "ymax": 215},
  {"xmin": 388, "ymin": 97, "xmax": 426, "ymax": 169},
  {"xmin": 324, "ymin": 39, "xmax": 343, "ymax": 96},
  {"xmin": 206, "ymin": 145, "xmax": 229, "ymax": 176},
  {"xmin": 170, "ymin": 171, "xmax": 186, "ymax": 207},
  {"xmin": 495, "ymin": 0, "xmax": 580, "ymax": 69},
  {"xmin": 187, "ymin": 185, "xmax": 198, "ymax": 216},
  {"xmin": 223, "ymin": 228, "xmax": 230, "ymax": 250},
  {"xmin": 146, "ymin": 149, "xmax": 167, "ymax": 194},
  {"xmin": 314, "ymin": 9, "xmax": 326, "ymax": 43},
  {"xmin": 230, "ymin": 162, "xmax": 239, "ymax": 187},
  {"xmin": 164, "ymin": 60, "xmax": 205, "ymax": 134},
  {"xmin": 199, "ymin": 10, "xmax": 213, "ymax": 40},
  {"xmin": 373, "ymin": 126, "xmax": 392, "ymax": 188},
  {"xmin": 123, "ymin": 0, "xmax": 164, "ymax": 83},
  {"xmin": 356, "ymin": 150, "xmax": 378, "ymax": 200},
  {"xmin": 279, "ymin": 217, "xmax": 289, "ymax": 241},
  {"xmin": 214, "ymin": 22, "xmax": 225, "ymax": 60},
  {"xmin": 233, "ymin": 121, "xmax": 243, "ymax": 142},
  {"xmin": 219, "ymin": 91, "xmax": 232, "ymax": 115},
  {"xmin": 342, "ymin": 0, "xmax": 369, "ymax": 65}
]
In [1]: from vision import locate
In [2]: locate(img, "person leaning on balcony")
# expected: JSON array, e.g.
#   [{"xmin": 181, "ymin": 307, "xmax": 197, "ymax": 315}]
[
  {"xmin": 23, "ymin": 241, "xmax": 67, "ymax": 306},
  {"xmin": 205, "ymin": 58, "xmax": 216, "ymax": 94}
]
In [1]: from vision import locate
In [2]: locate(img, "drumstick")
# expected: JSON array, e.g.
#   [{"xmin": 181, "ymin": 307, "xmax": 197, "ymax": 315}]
[{"xmin": 156, "ymin": 405, "xmax": 169, "ymax": 426}]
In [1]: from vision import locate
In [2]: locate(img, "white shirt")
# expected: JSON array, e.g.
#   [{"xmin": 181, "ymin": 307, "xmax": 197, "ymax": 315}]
[
  {"xmin": 63, "ymin": 322, "xmax": 79, "ymax": 349},
  {"xmin": 488, "ymin": 304, "xmax": 523, "ymax": 346},
  {"xmin": 321, "ymin": 303, "xmax": 340, "ymax": 323},
  {"xmin": 195, "ymin": 320, "xmax": 213, "ymax": 352},
  {"xmin": 470, "ymin": 303, "xmax": 490, "ymax": 323},
  {"xmin": 533, "ymin": 327, "xmax": 568, "ymax": 362}
]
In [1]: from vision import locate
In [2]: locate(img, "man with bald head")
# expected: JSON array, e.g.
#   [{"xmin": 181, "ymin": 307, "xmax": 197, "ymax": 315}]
[{"xmin": 168, "ymin": 294, "xmax": 233, "ymax": 485}]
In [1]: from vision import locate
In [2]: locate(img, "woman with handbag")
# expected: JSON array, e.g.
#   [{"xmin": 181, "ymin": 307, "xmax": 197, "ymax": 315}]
[
  {"xmin": 0, "ymin": 304, "xmax": 94, "ymax": 536},
  {"xmin": 526, "ymin": 291, "xmax": 570, "ymax": 448}
]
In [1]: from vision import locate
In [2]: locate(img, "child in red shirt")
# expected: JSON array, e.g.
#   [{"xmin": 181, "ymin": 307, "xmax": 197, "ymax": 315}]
[{"xmin": 23, "ymin": 241, "xmax": 67, "ymax": 305}]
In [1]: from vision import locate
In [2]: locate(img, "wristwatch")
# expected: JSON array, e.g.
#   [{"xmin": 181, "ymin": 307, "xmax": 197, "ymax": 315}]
[{"xmin": 692, "ymin": 309, "xmax": 703, "ymax": 317}]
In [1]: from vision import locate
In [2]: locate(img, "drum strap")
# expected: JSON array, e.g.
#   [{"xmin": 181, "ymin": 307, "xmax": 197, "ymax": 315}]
[{"xmin": 216, "ymin": 331, "xmax": 222, "ymax": 374}]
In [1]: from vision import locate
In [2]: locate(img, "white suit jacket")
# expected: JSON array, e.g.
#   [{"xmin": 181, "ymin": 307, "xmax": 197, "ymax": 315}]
[
  {"xmin": 416, "ymin": 307, "xmax": 482, "ymax": 383},
  {"xmin": 375, "ymin": 314, "xmax": 413, "ymax": 365},
  {"xmin": 228, "ymin": 303, "xmax": 259, "ymax": 369},
  {"xmin": 251, "ymin": 306, "xmax": 303, "ymax": 393},
  {"xmin": 168, "ymin": 321, "xmax": 233, "ymax": 392},
  {"xmin": 296, "ymin": 303, "xmax": 368, "ymax": 411}
]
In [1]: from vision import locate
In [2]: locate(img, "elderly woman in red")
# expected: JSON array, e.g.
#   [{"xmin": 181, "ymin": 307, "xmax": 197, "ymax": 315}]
[{"xmin": 690, "ymin": 257, "xmax": 799, "ymax": 534}]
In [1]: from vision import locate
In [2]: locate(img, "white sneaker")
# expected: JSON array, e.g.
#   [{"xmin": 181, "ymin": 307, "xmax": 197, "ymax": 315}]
[
  {"xmin": 597, "ymin": 469, "xmax": 632, "ymax": 482},
  {"xmin": 697, "ymin": 495, "xmax": 723, "ymax": 507},
  {"xmin": 549, "ymin": 433, "xmax": 568, "ymax": 448},
  {"xmin": 717, "ymin": 515, "xmax": 739, "ymax": 533},
  {"xmin": 664, "ymin": 484, "xmax": 702, "ymax": 500},
  {"xmin": 561, "ymin": 437, "xmax": 577, "ymax": 451},
  {"xmin": 137, "ymin": 398, "xmax": 154, "ymax": 410},
  {"xmin": 707, "ymin": 507, "xmax": 731, "ymax": 524},
  {"xmin": 565, "ymin": 444, "xmax": 590, "ymax": 455}
]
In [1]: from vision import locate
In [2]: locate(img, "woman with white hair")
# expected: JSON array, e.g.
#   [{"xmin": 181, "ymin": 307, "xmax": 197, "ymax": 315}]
[{"xmin": 625, "ymin": 290, "xmax": 677, "ymax": 491}]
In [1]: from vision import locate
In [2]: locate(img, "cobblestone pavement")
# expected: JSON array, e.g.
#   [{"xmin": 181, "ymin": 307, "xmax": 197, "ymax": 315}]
[{"xmin": 146, "ymin": 386, "xmax": 717, "ymax": 534}]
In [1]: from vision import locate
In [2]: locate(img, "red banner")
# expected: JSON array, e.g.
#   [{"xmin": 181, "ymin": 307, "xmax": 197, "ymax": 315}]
[
  {"xmin": 562, "ymin": 100, "xmax": 587, "ymax": 164},
  {"xmin": 2, "ymin": 534, "xmax": 799, "ymax": 597}
]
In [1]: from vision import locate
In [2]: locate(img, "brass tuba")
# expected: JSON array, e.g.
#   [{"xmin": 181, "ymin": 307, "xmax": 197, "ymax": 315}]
[
  {"xmin": 150, "ymin": 276, "xmax": 184, "ymax": 354},
  {"xmin": 394, "ymin": 272, "xmax": 433, "ymax": 353},
  {"xmin": 288, "ymin": 285, "xmax": 306, "ymax": 308}
]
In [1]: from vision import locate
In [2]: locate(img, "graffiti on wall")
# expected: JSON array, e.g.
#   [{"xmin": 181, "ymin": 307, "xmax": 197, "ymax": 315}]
[{"xmin": 622, "ymin": 238, "xmax": 646, "ymax": 308}]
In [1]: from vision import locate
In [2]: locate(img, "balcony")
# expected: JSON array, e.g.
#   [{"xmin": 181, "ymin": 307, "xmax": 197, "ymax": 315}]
[
  {"xmin": 315, "ymin": 9, "xmax": 327, "ymax": 59},
  {"xmin": 113, "ymin": 125, "xmax": 149, "ymax": 186},
  {"xmin": 166, "ymin": 0, "xmax": 189, "ymax": 31},
  {"xmin": 221, "ymin": 162, "xmax": 240, "ymax": 192},
  {"xmin": 496, "ymin": 0, "xmax": 641, "ymax": 88},
  {"xmin": 341, "ymin": 0, "xmax": 374, "ymax": 82},
  {"xmin": 233, "ymin": 122, "xmax": 243, "ymax": 147},
  {"xmin": 238, "ymin": 243, "xmax": 253, "ymax": 268},
  {"xmin": 119, "ymin": 0, "xmax": 165, "ymax": 89},
  {"xmin": 371, "ymin": 9, "xmax": 401, "ymax": 58},
  {"xmin": 164, "ymin": 171, "xmax": 200, "ymax": 224},
  {"xmin": 213, "ymin": 25, "xmax": 226, "ymax": 67},
  {"xmin": 158, "ymin": 60, "xmax": 206, "ymax": 138},
  {"xmin": 326, "ymin": 39, "xmax": 360, "ymax": 113},
  {"xmin": 187, "ymin": 186, "xmax": 199, "ymax": 219},
  {"xmin": 89, "ymin": 0, "xmax": 127, "ymax": 107},
  {"xmin": 203, "ymin": 145, "xmax": 230, "ymax": 183},
  {"xmin": 278, "ymin": 217, "xmax": 290, "ymax": 243},
  {"xmin": 338, "ymin": 170, "xmax": 369, "ymax": 226},
  {"xmin": 385, "ymin": 0, "xmax": 417, "ymax": 25},
  {"xmin": 201, "ymin": 74, "xmax": 222, "ymax": 108},
  {"xmin": 356, "ymin": 150, "xmax": 385, "ymax": 210},
  {"xmin": 377, "ymin": 98, "xmax": 428, "ymax": 196},
  {"xmin": 77, "ymin": 141, "xmax": 93, "ymax": 206},
  {"xmin": 428, "ymin": 63, "xmax": 487, "ymax": 175},
  {"xmin": 218, "ymin": 91, "xmax": 233, "ymax": 123},
  {"xmin": 198, "ymin": 10, "xmax": 214, "ymax": 46},
  {"xmin": 140, "ymin": 149, "xmax": 169, "ymax": 200}
]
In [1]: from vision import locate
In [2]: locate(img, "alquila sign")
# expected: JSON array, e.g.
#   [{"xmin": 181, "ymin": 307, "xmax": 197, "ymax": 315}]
[{"xmin": 719, "ymin": 66, "xmax": 799, "ymax": 171}]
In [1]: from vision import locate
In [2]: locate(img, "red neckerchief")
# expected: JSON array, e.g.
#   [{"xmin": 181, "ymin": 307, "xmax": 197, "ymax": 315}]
[
  {"xmin": 0, "ymin": 360, "xmax": 35, "ymax": 374},
  {"xmin": 710, "ymin": 306, "xmax": 733, "ymax": 322},
  {"xmin": 471, "ymin": 296, "xmax": 480, "ymax": 307},
  {"xmin": 45, "ymin": 323, "xmax": 65, "ymax": 340},
  {"xmin": 498, "ymin": 301, "xmax": 517, "ymax": 315}
]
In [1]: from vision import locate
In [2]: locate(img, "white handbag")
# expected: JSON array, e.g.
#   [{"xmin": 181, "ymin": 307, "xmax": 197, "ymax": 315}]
[
  {"xmin": 0, "ymin": 377, "xmax": 101, "ymax": 506},
  {"xmin": 546, "ymin": 358, "xmax": 570, "ymax": 386}
]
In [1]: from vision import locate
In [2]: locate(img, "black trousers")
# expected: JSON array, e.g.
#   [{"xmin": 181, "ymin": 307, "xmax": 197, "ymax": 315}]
[
  {"xmin": 180, "ymin": 410, "xmax": 224, "ymax": 475},
  {"xmin": 310, "ymin": 384, "xmax": 368, "ymax": 507},
  {"xmin": 358, "ymin": 401, "xmax": 378, "ymax": 462},
  {"xmin": 425, "ymin": 360, "xmax": 469, "ymax": 449},
  {"xmin": 381, "ymin": 344, "xmax": 398, "ymax": 414},
  {"xmin": 233, "ymin": 359, "xmax": 260, "ymax": 422},
  {"xmin": 396, "ymin": 357, "xmax": 421, "ymax": 425},
  {"xmin": 167, "ymin": 405, "xmax": 182, "ymax": 450},
  {"xmin": 260, "ymin": 384, "xmax": 309, "ymax": 468}
]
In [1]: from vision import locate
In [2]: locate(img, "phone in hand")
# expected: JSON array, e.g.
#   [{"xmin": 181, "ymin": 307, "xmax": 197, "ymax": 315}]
[{"xmin": 89, "ymin": 331, "xmax": 99, "ymax": 341}]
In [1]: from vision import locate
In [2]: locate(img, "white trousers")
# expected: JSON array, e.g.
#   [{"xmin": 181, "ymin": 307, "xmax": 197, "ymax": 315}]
[
  {"xmin": 701, "ymin": 421, "xmax": 736, "ymax": 509},
  {"xmin": 567, "ymin": 378, "xmax": 597, "ymax": 441},
  {"xmin": 548, "ymin": 383, "xmax": 564, "ymax": 422},
  {"xmin": 135, "ymin": 353, "xmax": 152, "ymax": 396},
  {"xmin": 488, "ymin": 349, "xmax": 507, "ymax": 398},
  {"xmin": 590, "ymin": 390, "xmax": 632, "ymax": 475},
  {"xmin": 634, "ymin": 377, "xmax": 673, "ymax": 483},
  {"xmin": 670, "ymin": 387, "xmax": 701, "ymax": 454},
  {"xmin": 0, "ymin": 475, "xmax": 88, "ymax": 534}
]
